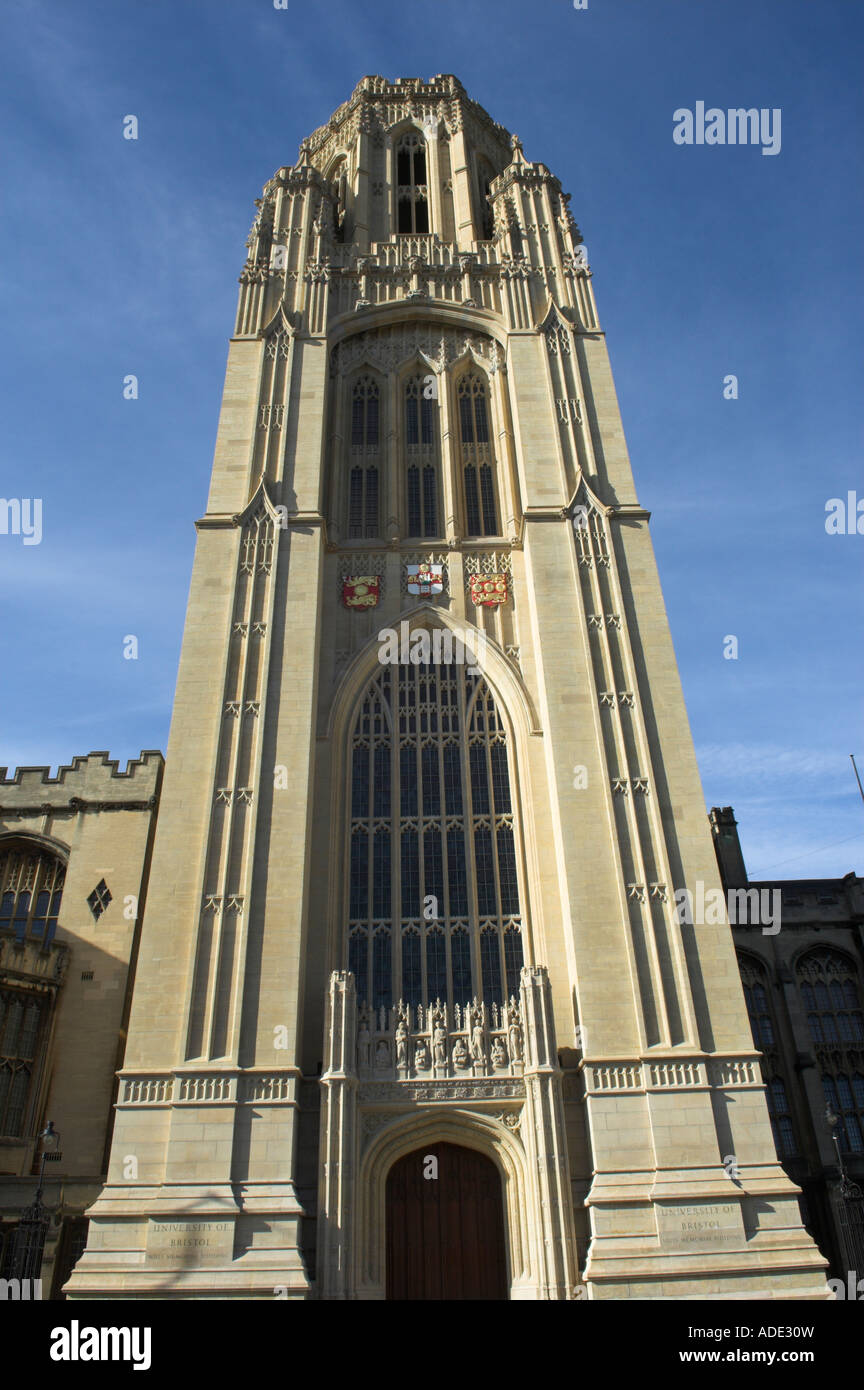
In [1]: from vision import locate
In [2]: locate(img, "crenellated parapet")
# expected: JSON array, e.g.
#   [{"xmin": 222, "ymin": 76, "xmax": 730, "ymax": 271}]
[
  {"xmin": 234, "ymin": 74, "xmax": 596, "ymax": 342},
  {"xmin": 0, "ymin": 750, "xmax": 163, "ymax": 815}
]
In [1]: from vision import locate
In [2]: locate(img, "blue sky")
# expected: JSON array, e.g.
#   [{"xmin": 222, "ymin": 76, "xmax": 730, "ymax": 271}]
[{"xmin": 1, "ymin": 0, "xmax": 862, "ymax": 880}]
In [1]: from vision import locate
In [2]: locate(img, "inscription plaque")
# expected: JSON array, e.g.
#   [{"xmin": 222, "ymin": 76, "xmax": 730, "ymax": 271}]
[
  {"xmin": 657, "ymin": 1202, "xmax": 743, "ymax": 1252},
  {"xmin": 147, "ymin": 1219, "xmax": 233, "ymax": 1266}
]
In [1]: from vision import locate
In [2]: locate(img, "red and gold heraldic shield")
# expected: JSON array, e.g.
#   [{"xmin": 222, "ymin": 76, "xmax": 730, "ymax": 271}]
[
  {"xmin": 469, "ymin": 573, "xmax": 508, "ymax": 607},
  {"xmin": 342, "ymin": 576, "xmax": 380, "ymax": 608}
]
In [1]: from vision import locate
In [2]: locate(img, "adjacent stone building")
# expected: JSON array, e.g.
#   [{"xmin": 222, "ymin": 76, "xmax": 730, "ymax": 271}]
[
  {"xmin": 711, "ymin": 806, "xmax": 864, "ymax": 1279},
  {"xmin": 0, "ymin": 751, "xmax": 162, "ymax": 1295}
]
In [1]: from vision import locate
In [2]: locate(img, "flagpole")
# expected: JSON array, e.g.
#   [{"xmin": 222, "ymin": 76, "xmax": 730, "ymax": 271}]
[{"xmin": 851, "ymin": 754, "xmax": 864, "ymax": 810}]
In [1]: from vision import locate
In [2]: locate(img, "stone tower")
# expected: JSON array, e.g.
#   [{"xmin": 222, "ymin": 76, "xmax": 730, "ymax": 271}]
[{"xmin": 68, "ymin": 75, "xmax": 827, "ymax": 1300}]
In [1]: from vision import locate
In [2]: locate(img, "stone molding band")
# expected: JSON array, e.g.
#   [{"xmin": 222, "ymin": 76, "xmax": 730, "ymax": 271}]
[
  {"xmin": 581, "ymin": 1055, "xmax": 763, "ymax": 1094},
  {"xmin": 118, "ymin": 1069, "xmax": 301, "ymax": 1107}
]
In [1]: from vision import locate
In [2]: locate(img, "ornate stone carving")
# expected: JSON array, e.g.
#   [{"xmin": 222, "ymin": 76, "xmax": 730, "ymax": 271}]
[
  {"xmin": 356, "ymin": 996, "xmax": 524, "ymax": 1082},
  {"xmin": 330, "ymin": 323, "xmax": 502, "ymax": 379},
  {"xmin": 358, "ymin": 1079, "xmax": 525, "ymax": 1102}
]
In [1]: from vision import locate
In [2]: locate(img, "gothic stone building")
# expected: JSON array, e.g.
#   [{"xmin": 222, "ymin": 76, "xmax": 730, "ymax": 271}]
[
  {"xmin": 711, "ymin": 807, "xmax": 864, "ymax": 1280},
  {"xmin": 38, "ymin": 73, "xmax": 835, "ymax": 1300},
  {"xmin": 0, "ymin": 752, "xmax": 162, "ymax": 1295}
]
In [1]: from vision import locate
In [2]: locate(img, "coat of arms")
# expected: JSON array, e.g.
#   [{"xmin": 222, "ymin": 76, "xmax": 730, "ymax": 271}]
[
  {"xmin": 469, "ymin": 573, "xmax": 508, "ymax": 606},
  {"xmin": 342, "ymin": 575, "xmax": 380, "ymax": 608},
  {"xmin": 405, "ymin": 562, "xmax": 444, "ymax": 596}
]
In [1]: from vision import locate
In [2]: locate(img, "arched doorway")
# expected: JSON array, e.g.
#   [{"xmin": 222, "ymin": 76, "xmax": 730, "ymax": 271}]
[{"xmin": 386, "ymin": 1141, "xmax": 508, "ymax": 1300}]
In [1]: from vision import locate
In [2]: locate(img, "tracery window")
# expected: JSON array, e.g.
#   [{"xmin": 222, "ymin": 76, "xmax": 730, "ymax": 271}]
[
  {"xmin": 0, "ymin": 843, "xmax": 64, "ymax": 946},
  {"xmin": 347, "ymin": 659, "xmax": 524, "ymax": 1012},
  {"xmin": 740, "ymin": 958, "xmax": 775, "ymax": 1050},
  {"xmin": 766, "ymin": 1076, "xmax": 797, "ymax": 1157},
  {"xmin": 0, "ymin": 987, "xmax": 49, "ymax": 1137},
  {"xmin": 798, "ymin": 949, "xmax": 864, "ymax": 1046},
  {"xmin": 348, "ymin": 375, "xmax": 380, "ymax": 538},
  {"xmin": 797, "ymin": 948, "xmax": 864, "ymax": 1153},
  {"xmin": 404, "ymin": 374, "xmax": 440, "ymax": 538},
  {"xmin": 457, "ymin": 373, "xmax": 499, "ymax": 537},
  {"xmin": 396, "ymin": 132, "xmax": 429, "ymax": 234},
  {"xmin": 739, "ymin": 952, "xmax": 799, "ymax": 1158},
  {"xmin": 476, "ymin": 158, "xmax": 495, "ymax": 240}
]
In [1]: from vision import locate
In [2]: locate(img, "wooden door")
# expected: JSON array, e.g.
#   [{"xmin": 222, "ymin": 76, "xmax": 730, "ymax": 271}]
[{"xmin": 386, "ymin": 1141, "xmax": 508, "ymax": 1300}]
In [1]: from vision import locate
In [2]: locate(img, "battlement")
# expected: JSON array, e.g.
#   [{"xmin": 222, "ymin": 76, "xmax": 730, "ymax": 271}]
[
  {"xmin": 0, "ymin": 750, "xmax": 164, "ymax": 810},
  {"xmin": 301, "ymin": 73, "xmax": 512, "ymax": 165}
]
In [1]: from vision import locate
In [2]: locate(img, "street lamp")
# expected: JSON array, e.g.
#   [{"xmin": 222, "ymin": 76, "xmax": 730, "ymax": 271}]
[
  {"xmin": 8, "ymin": 1120, "xmax": 63, "ymax": 1284},
  {"xmin": 825, "ymin": 1102, "xmax": 864, "ymax": 1273},
  {"xmin": 825, "ymin": 1103, "xmax": 863, "ymax": 1200}
]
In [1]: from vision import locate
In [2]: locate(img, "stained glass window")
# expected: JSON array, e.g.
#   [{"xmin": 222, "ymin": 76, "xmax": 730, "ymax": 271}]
[
  {"xmin": 346, "ymin": 659, "xmax": 524, "ymax": 1010},
  {"xmin": 396, "ymin": 132, "xmax": 429, "ymax": 234},
  {"xmin": 798, "ymin": 949, "xmax": 864, "ymax": 1153},
  {"xmin": 0, "ymin": 845, "xmax": 64, "ymax": 945},
  {"xmin": 0, "ymin": 988, "xmax": 48, "ymax": 1137},
  {"xmin": 348, "ymin": 375, "xmax": 380, "ymax": 538},
  {"xmin": 457, "ymin": 374, "xmax": 498, "ymax": 537},
  {"xmin": 405, "ymin": 375, "xmax": 440, "ymax": 538}
]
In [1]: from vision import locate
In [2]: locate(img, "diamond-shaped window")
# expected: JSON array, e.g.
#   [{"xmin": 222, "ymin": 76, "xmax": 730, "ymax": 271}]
[{"xmin": 87, "ymin": 879, "xmax": 112, "ymax": 920}]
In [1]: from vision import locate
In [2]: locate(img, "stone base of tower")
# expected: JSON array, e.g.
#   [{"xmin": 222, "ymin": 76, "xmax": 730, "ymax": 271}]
[
  {"xmin": 63, "ymin": 1183, "xmax": 312, "ymax": 1300},
  {"xmin": 583, "ymin": 1166, "xmax": 831, "ymax": 1300}
]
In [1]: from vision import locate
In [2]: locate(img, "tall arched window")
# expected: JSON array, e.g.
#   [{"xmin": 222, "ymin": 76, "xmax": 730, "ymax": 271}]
[
  {"xmin": 404, "ymin": 374, "xmax": 440, "ymax": 537},
  {"xmin": 0, "ymin": 987, "xmax": 49, "ymax": 1136},
  {"xmin": 348, "ymin": 375, "xmax": 380, "ymax": 538},
  {"xmin": 346, "ymin": 658, "xmax": 524, "ymax": 1012},
  {"xmin": 740, "ymin": 957, "xmax": 775, "ymax": 1050},
  {"xmin": 457, "ymin": 373, "xmax": 499, "ymax": 537},
  {"xmin": 0, "ymin": 842, "xmax": 64, "ymax": 945},
  {"xmin": 396, "ymin": 132, "xmax": 429, "ymax": 234},
  {"xmin": 739, "ymin": 953, "xmax": 798, "ymax": 1158},
  {"xmin": 797, "ymin": 948, "xmax": 864, "ymax": 1153},
  {"xmin": 476, "ymin": 157, "xmax": 495, "ymax": 240}
]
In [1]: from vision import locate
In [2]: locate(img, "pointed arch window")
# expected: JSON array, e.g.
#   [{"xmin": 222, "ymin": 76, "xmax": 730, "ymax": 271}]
[
  {"xmin": 767, "ymin": 1076, "xmax": 797, "ymax": 1158},
  {"xmin": 346, "ymin": 658, "xmax": 524, "ymax": 1012},
  {"xmin": 404, "ymin": 374, "xmax": 440, "ymax": 538},
  {"xmin": 457, "ymin": 373, "xmax": 499, "ymax": 537},
  {"xmin": 797, "ymin": 948, "xmax": 864, "ymax": 1152},
  {"xmin": 348, "ymin": 375, "xmax": 380, "ymax": 538},
  {"xmin": 0, "ymin": 987, "xmax": 50, "ymax": 1137},
  {"xmin": 476, "ymin": 157, "xmax": 495, "ymax": 241},
  {"xmin": 739, "ymin": 952, "xmax": 799, "ymax": 1158},
  {"xmin": 0, "ymin": 843, "xmax": 64, "ymax": 946},
  {"xmin": 396, "ymin": 132, "xmax": 429, "ymax": 234}
]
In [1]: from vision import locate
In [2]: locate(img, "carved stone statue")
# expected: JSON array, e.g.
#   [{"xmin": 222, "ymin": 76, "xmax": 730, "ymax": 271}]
[
  {"xmin": 357, "ymin": 1012, "xmax": 371, "ymax": 1069},
  {"xmin": 395, "ymin": 1019, "xmax": 408, "ymax": 1068},
  {"xmin": 433, "ymin": 1024, "xmax": 447, "ymax": 1066},
  {"xmin": 452, "ymin": 1037, "xmax": 469, "ymax": 1069},
  {"xmin": 414, "ymin": 1039, "xmax": 430, "ymax": 1071},
  {"xmin": 374, "ymin": 1039, "xmax": 389, "ymax": 1069},
  {"xmin": 491, "ymin": 1037, "xmax": 507, "ymax": 1069},
  {"xmin": 470, "ymin": 1021, "xmax": 485, "ymax": 1063},
  {"xmin": 508, "ymin": 1019, "xmax": 523, "ymax": 1063}
]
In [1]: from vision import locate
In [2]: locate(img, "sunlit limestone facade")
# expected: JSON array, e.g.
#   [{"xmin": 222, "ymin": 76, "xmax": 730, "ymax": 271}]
[{"xmin": 68, "ymin": 75, "xmax": 828, "ymax": 1300}]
